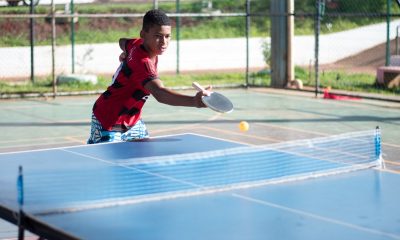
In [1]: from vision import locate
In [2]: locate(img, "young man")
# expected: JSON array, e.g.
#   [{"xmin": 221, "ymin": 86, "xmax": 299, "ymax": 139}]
[{"xmin": 88, "ymin": 9, "xmax": 209, "ymax": 144}]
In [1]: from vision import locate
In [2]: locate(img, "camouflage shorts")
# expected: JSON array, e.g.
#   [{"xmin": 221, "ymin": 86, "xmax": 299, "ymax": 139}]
[{"xmin": 87, "ymin": 113, "xmax": 149, "ymax": 144}]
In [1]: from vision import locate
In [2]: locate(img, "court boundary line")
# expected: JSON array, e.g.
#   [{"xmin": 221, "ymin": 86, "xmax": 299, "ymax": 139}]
[
  {"xmin": 0, "ymin": 132, "xmax": 247, "ymax": 155},
  {"xmin": 0, "ymin": 133, "xmax": 199, "ymax": 155}
]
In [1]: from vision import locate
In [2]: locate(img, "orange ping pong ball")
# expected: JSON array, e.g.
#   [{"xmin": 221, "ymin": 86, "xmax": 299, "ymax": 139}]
[{"xmin": 238, "ymin": 121, "xmax": 249, "ymax": 132}]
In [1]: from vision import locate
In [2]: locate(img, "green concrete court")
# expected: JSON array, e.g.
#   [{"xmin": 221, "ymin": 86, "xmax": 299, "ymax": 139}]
[
  {"xmin": 1, "ymin": 87, "xmax": 400, "ymax": 239},
  {"xmin": 0, "ymin": 88, "xmax": 399, "ymax": 173}
]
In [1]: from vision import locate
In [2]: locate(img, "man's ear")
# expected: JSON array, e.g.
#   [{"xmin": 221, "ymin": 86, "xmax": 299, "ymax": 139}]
[{"xmin": 140, "ymin": 30, "xmax": 145, "ymax": 38}]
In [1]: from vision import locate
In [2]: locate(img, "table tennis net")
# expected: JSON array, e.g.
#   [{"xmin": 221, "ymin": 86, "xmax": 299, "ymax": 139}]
[{"xmin": 22, "ymin": 129, "xmax": 383, "ymax": 215}]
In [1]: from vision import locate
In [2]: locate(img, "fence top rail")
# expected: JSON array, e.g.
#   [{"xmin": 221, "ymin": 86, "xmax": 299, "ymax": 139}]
[
  {"xmin": 0, "ymin": 12, "xmax": 252, "ymax": 19},
  {"xmin": 0, "ymin": 11, "xmax": 396, "ymax": 19}
]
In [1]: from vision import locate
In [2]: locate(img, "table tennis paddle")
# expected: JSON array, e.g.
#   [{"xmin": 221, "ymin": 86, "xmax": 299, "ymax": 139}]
[{"xmin": 192, "ymin": 82, "xmax": 234, "ymax": 113}]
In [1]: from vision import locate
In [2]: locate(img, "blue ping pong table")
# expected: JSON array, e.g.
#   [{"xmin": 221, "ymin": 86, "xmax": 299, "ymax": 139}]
[{"xmin": 0, "ymin": 133, "xmax": 399, "ymax": 240}]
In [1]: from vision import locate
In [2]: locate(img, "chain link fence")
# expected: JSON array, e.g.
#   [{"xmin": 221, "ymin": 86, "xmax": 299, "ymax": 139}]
[
  {"xmin": 296, "ymin": 0, "xmax": 400, "ymax": 95},
  {"xmin": 0, "ymin": 0, "xmax": 399, "ymax": 96}
]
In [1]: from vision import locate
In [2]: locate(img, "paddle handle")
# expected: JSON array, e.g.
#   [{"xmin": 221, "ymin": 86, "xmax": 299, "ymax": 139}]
[{"xmin": 192, "ymin": 82, "xmax": 205, "ymax": 92}]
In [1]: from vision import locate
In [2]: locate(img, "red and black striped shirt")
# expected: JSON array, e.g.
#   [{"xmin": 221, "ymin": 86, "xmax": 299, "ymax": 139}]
[{"xmin": 93, "ymin": 38, "xmax": 158, "ymax": 130}]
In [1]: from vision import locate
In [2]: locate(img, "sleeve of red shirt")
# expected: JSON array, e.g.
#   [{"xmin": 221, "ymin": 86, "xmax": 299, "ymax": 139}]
[
  {"xmin": 139, "ymin": 58, "xmax": 158, "ymax": 87},
  {"xmin": 125, "ymin": 39, "xmax": 136, "ymax": 51},
  {"xmin": 124, "ymin": 38, "xmax": 158, "ymax": 86}
]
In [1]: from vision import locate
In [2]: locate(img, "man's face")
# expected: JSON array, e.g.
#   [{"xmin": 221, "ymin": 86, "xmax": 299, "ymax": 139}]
[{"xmin": 141, "ymin": 25, "xmax": 171, "ymax": 57}]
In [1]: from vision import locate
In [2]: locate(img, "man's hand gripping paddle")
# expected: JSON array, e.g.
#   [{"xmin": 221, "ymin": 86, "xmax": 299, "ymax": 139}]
[{"xmin": 192, "ymin": 82, "xmax": 234, "ymax": 113}]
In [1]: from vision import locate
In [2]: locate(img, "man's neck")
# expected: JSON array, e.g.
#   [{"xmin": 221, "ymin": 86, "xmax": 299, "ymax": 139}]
[{"xmin": 140, "ymin": 44, "xmax": 157, "ymax": 61}]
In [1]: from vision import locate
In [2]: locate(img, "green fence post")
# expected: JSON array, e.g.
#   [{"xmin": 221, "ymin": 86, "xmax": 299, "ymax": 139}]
[
  {"xmin": 71, "ymin": 0, "xmax": 75, "ymax": 73},
  {"xmin": 29, "ymin": 0, "xmax": 35, "ymax": 83},
  {"xmin": 314, "ymin": 0, "xmax": 322, "ymax": 97},
  {"xmin": 176, "ymin": 0, "xmax": 180, "ymax": 75},
  {"xmin": 386, "ymin": 0, "xmax": 392, "ymax": 66},
  {"xmin": 245, "ymin": 0, "xmax": 250, "ymax": 87}
]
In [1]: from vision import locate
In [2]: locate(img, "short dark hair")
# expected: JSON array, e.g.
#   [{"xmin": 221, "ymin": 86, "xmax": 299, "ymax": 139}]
[{"xmin": 142, "ymin": 9, "xmax": 171, "ymax": 32}]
